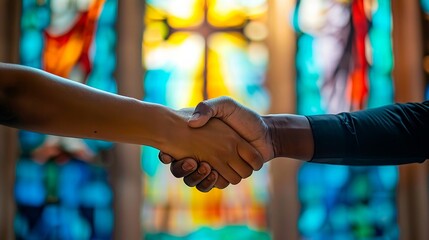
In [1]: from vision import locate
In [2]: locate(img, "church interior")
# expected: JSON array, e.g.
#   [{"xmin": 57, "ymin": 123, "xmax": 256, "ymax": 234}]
[{"xmin": 0, "ymin": 0, "xmax": 428, "ymax": 239}]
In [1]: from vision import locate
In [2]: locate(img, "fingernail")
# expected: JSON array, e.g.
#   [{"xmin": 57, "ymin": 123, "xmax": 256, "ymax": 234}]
[
  {"xmin": 160, "ymin": 154, "xmax": 171, "ymax": 164},
  {"xmin": 198, "ymin": 166, "xmax": 207, "ymax": 175},
  {"xmin": 189, "ymin": 113, "xmax": 200, "ymax": 121},
  {"xmin": 182, "ymin": 162, "xmax": 195, "ymax": 171},
  {"xmin": 208, "ymin": 173, "xmax": 215, "ymax": 181}
]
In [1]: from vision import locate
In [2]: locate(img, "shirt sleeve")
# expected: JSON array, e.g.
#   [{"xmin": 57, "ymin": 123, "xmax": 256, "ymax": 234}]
[{"xmin": 306, "ymin": 101, "xmax": 429, "ymax": 165}]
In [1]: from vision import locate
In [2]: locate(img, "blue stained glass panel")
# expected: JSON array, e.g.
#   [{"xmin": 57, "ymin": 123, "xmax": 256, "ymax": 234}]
[
  {"xmin": 294, "ymin": 0, "xmax": 398, "ymax": 238},
  {"xmin": 16, "ymin": 1, "xmax": 117, "ymax": 239}
]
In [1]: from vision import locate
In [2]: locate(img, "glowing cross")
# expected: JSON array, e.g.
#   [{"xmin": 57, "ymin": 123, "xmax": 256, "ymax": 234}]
[{"xmin": 167, "ymin": 0, "xmax": 249, "ymax": 99}]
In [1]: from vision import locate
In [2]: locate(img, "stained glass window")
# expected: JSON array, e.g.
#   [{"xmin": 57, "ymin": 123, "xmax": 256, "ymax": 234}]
[
  {"xmin": 294, "ymin": 0, "xmax": 398, "ymax": 238},
  {"xmin": 142, "ymin": 0, "xmax": 270, "ymax": 239},
  {"xmin": 16, "ymin": 0, "xmax": 117, "ymax": 239}
]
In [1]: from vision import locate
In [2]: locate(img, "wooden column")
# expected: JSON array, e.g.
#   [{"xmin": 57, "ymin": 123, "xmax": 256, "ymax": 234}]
[
  {"xmin": 0, "ymin": 0, "xmax": 20, "ymax": 239},
  {"xmin": 266, "ymin": 0, "xmax": 300, "ymax": 240},
  {"xmin": 392, "ymin": 0, "xmax": 425, "ymax": 103},
  {"xmin": 392, "ymin": 1, "xmax": 428, "ymax": 240},
  {"xmin": 111, "ymin": 0, "xmax": 144, "ymax": 239}
]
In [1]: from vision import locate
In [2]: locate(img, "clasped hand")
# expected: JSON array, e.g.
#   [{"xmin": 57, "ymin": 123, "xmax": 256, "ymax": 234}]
[{"xmin": 159, "ymin": 97, "xmax": 274, "ymax": 192}]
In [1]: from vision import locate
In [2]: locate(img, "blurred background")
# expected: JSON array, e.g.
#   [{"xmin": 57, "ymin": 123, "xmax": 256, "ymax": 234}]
[{"xmin": 0, "ymin": 0, "xmax": 428, "ymax": 239}]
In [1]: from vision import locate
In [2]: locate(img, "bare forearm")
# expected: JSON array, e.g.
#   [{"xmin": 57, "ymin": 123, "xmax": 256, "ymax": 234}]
[
  {"xmin": 263, "ymin": 114, "xmax": 314, "ymax": 161},
  {"xmin": 0, "ymin": 63, "xmax": 172, "ymax": 148}
]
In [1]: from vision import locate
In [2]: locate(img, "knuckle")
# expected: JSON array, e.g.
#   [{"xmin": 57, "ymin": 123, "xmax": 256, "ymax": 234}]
[
  {"xmin": 196, "ymin": 101, "xmax": 213, "ymax": 115},
  {"xmin": 224, "ymin": 96, "xmax": 240, "ymax": 112},
  {"xmin": 221, "ymin": 96, "xmax": 233, "ymax": 103},
  {"xmin": 196, "ymin": 101, "xmax": 208, "ymax": 109}
]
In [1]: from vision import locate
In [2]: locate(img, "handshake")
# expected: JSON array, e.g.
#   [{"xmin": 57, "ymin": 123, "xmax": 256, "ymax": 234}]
[
  {"xmin": 5, "ymin": 63, "xmax": 424, "ymax": 184},
  {"xmin": 156, "ymin": 96, "xmax": 314, "ymax": 192}
]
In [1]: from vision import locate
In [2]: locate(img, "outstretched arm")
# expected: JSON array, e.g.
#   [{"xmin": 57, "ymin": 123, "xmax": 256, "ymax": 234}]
[
  {"xmin": 0, "ymin": 63, "xmax": 263, "ymax": 184},
  {"xmin": 0, "ymin": 63, "xmax": 170, "ymax": 145}
]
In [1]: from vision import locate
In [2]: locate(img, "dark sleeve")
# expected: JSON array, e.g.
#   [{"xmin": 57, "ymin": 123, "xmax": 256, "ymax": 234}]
[{"xmin": 306, "ymin": 101, "xmax": 429, "ymax": 165}]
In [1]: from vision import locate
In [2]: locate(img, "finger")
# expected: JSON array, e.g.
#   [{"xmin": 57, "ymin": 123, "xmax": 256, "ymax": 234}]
[
  {"xmin": 170, "ymin": 158, "xmax": 198, "ymax": 178},
  {"xmin": 211, "ymin": 160, "xmax": 242, "ymax": 185},
  {"xmin": 227, "ymin": 157, "xmax": 253, "ymax": 179},
  {"xmin": 214, "ymin": 174, "xmax": 230, "ymax": 189},
  {"xmin": 158, "ymin": 152, "xmax": 174, "ymax": 164},
  {"xmin": 183, "ymin": 162, "xmax": 212, "ymax": 187},
  {"xmin": 237, "ymin": 140, "xmax": 264, "ymax": 171},
  {"xmin": 219, "ymin": 166, "xmax": 242, "ymax": 185},
  {"xmin": 188, "ymin": 101, "xmax": 215, "ymax": 128},
  {"xmin": 196, "ymin": 171, "xmax": 218, "ymax": 192}
]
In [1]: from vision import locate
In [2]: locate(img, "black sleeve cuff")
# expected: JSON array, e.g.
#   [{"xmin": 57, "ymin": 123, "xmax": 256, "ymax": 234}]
[{"xmin": 306, "ymin": 114, "xmax": 350, "ymax": 164}]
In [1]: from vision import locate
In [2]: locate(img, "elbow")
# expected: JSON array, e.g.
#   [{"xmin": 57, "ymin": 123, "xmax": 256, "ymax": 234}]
[
  {"xmin": 0, "ymin": 108, "xmax": 18, "ymax": 126},
  {"xmin": 0, "ymin": 87, "xmax": 19, "ymax": 127},
  {"xmin": 0, "ymin": 63, "xmax": 21, "ymax": 127}
]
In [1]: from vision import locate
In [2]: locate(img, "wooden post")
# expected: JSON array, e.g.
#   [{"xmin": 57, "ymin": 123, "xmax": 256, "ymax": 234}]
[
  {"xmin": 392, "ymin": 1, "xmax": 428, "ymax": 240},
  {"xmin": 0, "ymin": 0, "xmax": 20, "ymax": 239},
  {"xmin": 266, "ymin": 0, "xmax": 301, "ymax": 239},
  {"xmin": 111, "ymin": 0, "xmax": 144, "ymax": 239},
  {"xmin": 392, "ymin": 0, "xmax": 425, "ymax": 102}
]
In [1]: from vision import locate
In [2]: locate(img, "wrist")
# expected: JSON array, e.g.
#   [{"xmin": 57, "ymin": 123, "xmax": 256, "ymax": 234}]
[
  {"xmin": 155, "ymin": 108, "xmax": 192, "ymax": 157},
  {"xmin": 262, "ymin": 114, "xmax": 314, "ymax": 161},
  {"xmin": 262, "ymin": 115, "xmax": 286, "ymax": 158}
]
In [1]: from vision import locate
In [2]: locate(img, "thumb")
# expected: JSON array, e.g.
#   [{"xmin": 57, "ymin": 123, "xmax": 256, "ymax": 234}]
[
  {"xmin": 188, "ymin": 97, "xmax": 239, "ymax": 128},
  {"xmin": 188, "ymin": 101, "xmax": 215, "ymax": 128}
]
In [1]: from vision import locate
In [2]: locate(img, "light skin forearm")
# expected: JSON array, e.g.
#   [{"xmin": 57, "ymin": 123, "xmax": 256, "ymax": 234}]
[
  {"xmin": 0, "ymin": 63, "xmax": 173, "ymax": 149},
  {"xmin": 262, "ymin": 114, "xmax": 314, "ymax": 161}
]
